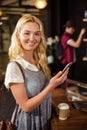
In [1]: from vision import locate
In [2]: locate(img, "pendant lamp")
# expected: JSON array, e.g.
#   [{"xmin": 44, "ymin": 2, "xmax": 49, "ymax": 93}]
[{"xmin": 34, "ymin": 0, "xmax": 47, "ymax": 9}]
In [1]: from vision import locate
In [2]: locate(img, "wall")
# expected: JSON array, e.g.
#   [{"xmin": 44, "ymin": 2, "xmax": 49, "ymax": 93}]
[{"xmin": 50, "ymin": 0, "xmax": 87, "ymax": 83}]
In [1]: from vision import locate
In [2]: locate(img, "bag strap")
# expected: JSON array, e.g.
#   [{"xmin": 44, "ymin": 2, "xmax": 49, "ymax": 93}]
[
  {"xmin": 0, "ymin": 61, "xmax": 25, "ymax": 124},
  {"xmin": 12, "ymin": 61, "xmax": 25, "ymax": 124},
  {"xmin": 14, "ymin": 61, "xmax": 25, "ymax": 79}
]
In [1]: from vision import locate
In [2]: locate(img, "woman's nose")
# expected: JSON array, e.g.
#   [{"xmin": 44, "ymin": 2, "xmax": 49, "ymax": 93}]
[{"xmin": 29, "ymin": 33, "xmax": 35, "ymax": 40}]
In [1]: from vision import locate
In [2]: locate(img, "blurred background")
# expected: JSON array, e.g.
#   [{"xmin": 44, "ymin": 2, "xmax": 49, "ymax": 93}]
[{"xmin": 0, "ymin": 0, "xmax": 87, "ymax": 83}]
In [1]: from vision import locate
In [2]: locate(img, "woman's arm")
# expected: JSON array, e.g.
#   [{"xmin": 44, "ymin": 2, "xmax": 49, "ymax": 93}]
[
  {"xmin": 10, "ymin": 68, "xmax": 69, "ymax": 112},
  {"xmin": 68, "ymin": 28, "xmax": 86, "ymax": 48}
]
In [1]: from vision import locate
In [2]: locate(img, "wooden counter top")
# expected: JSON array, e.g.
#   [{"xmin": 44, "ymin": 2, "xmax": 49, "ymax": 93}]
[{"xmin": 51, "ymin": 88, "xmax": 87, "ymax": 130}]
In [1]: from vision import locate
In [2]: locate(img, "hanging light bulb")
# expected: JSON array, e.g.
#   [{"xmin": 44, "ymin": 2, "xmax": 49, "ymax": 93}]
[{"xmin": 34, "ymin": 0, "xmax": 47, "ymax": 9}]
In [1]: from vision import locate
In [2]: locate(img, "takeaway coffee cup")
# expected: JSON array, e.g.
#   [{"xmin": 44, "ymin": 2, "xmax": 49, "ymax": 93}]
[{"xmin": 58, "ymin": 103, "xmax": 70, "ymax": 120}]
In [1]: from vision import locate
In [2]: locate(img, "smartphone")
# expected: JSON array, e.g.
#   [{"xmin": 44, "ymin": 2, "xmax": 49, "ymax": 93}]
[{"xmin": 62, "ymin": 62, "xmax": 73, "ymax": 73}]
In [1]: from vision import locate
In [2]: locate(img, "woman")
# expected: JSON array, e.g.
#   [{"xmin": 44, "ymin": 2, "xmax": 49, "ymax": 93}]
[
  {"xmin": 4, "ymin": 14, "xmax": 69, "ymax": 130},
  {"xmin": 61, "ymin": 20, "xmax": 86, "ymax": 66},
  {"xmin": 61, "ymin": 20, "xmax": 86, "ymax": 79}
]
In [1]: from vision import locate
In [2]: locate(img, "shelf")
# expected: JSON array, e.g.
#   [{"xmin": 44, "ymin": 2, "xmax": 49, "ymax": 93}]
[
  {"xmin": 82, "ymin": 18, "xmax": 87, "ymax": 22},
  {"xmin": 0, "ymin": 51, "xmax": 8, "ymax": 54},
  {"xmin": 83, "ymin": 38, "xmax": 87, "ymax": 42},
  {"xmin": 82, "ymin": 56, "xmax": 87, "ymax": 61}
]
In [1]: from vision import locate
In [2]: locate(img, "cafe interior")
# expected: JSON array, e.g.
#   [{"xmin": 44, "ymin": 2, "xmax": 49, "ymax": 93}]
[{"xmin": 0, "ymin": 0, "xmax": 87, "ymax": 130}]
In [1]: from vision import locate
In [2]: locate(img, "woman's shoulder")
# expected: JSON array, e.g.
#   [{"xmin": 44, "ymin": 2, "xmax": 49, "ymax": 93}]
[
  {"xmin": 6, "ymin": 61, "xmax": 23, "ymax": 74},
  {"xmin": 5, "ymin": 61, "xmax": 24, "ymax": 88},
  {"xmin": 7, "ymin": 61, "xmax": 19, "ymax": 69}
]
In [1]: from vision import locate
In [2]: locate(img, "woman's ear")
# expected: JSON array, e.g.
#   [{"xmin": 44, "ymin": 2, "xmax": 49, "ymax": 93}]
[{"xmin": 16, "ymin": 30, "xmax": 20, "ymax": 39}]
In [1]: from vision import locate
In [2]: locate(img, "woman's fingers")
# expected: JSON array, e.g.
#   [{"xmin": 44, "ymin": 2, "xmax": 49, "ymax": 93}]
[{"xmin": 50, "ymin": 68, "xmax": 69, "ymax": 88}]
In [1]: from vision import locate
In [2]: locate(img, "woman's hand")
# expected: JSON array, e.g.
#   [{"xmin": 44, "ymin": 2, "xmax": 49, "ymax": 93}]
[
  {"xmin": 49, "ymin": 68, "xmax": 69, "ymax": 90},
  {"xmin": 80, "ymin": 28, "xmax": 86, "ymax": 35}
]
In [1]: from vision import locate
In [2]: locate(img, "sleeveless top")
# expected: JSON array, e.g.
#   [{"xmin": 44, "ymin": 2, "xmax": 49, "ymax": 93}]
[{"xmin": 5, "ymin": 61, "xmax": 52, "ymax": 130}]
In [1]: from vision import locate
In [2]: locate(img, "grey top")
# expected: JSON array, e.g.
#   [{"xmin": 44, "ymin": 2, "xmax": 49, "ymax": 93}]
[{"xmin": 6, "ymin": 61, "xmax": 52, "ymax": 130}]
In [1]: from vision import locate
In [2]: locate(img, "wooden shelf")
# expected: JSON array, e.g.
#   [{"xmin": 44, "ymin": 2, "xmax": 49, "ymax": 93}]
[
  {"xmin": 82, "ymin": 56, "xmax": 87, "ymax": 61},
  {"xmin": 82, "ymin": 18, "xmax": 87, "ymax": 22},
  {"xmin": 83, "ymin": 38, "xmax": 87, "ymax": 42},
  {"xmin": 0, "ymin": 51, "xmax": 8, "ymax": 54}
]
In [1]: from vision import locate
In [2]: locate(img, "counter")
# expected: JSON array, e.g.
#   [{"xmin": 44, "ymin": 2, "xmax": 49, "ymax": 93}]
[{"xmin": 51, "ymin": 88, "xmax": 87, "ymax": 130}]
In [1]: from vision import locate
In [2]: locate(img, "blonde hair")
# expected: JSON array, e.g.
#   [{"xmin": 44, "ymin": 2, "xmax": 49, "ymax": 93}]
[{"xmin": 9, "ymin": 14, "xmax": 51, "ymax": 79}]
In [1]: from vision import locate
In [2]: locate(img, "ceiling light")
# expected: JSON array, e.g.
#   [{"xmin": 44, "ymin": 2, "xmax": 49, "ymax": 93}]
[{"xmin": 34, "ymin": 0, "xmax": 47, "ymax": 9}]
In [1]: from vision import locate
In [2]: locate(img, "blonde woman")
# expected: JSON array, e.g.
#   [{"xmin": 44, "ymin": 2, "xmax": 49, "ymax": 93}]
[{"xmin": 5, "ymin": 14, "xmax": 69, "ymax": 130}]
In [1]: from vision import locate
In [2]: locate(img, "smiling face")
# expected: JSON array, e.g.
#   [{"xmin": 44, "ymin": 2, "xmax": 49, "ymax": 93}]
[{"xmin": 18, "ymin": 22, "xmax": 41, "ymax": 52}]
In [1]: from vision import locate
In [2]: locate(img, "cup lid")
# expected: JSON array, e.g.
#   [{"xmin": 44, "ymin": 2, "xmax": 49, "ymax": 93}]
[{"xmin": 58, "ymin": 103, "xmax": 69, "ymax": 110}]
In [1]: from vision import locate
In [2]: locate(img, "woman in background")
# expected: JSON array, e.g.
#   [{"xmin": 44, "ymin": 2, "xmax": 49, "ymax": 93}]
[
  {"xmin": 4, "ymin": 14, "xmax": 69, "ymax": 130},
  {"xmin": 61, "ymin": 20, "xmax": 86, "ymax": 79}
]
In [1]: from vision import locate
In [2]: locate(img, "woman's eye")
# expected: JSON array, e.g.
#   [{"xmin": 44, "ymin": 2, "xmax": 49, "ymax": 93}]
[
  {"xmin": 35, "ymin": 33, "xmax": 40, "ymax": 36},
  {"xmin": 24, "ymin": 32, "xmax": 29, "ymax": 35},
  {"xmin": 23, "ymin": 32, "xmax": 40, "ymax": 36}
]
